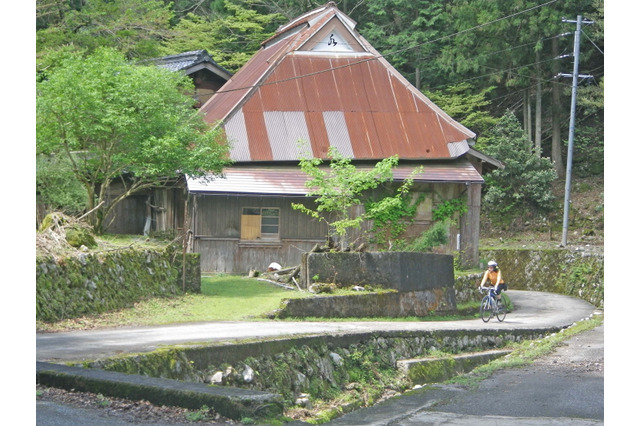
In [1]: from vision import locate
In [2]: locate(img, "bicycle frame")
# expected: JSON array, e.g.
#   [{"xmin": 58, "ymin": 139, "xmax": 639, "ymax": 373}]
[{"xmin": 479, "ymin": 286, "xmax": 506, "ymax": 322}]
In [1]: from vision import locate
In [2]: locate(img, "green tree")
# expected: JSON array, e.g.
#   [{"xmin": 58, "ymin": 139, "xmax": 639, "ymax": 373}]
[
  {"xmin": 358, "ymin": 0, "xmax": 449, "ymax": 90},
  {"xmin": 37, "ymin": 48, "xmax": 229, "ymax": 233},
  {"xmin": 364, "ymin": 170, "xmax": 423, "ymax": 248},
  {"xmin": 36, "ymin": 0, "xmax": 174, "ymax": 75},
  {"xmin": 292, "ymin": 147, "xmax": 407, "ymax": 249},
  {"xmin": 161, "ymin": 0, "xmax": 286, "ymax": 72},
  {"xmin": 424, "ymin": 83, "xmax": 498, "ymax": 141},
  {"xmin": 36, "ymin": 154, "xmax": 88, "ymax": 217},
  {"xmin": 482, "ymin": 111, "xmax": 557, "ymax": 218}
]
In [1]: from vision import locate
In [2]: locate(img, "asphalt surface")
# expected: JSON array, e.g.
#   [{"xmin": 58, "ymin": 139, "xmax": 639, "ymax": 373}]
[
  {"xmin": 36, "ymin": 290, "xmax": 604, "ymax": 424},
  {"xmin": 327, "ymin": 323, "xmax": 604, "ymax": 425},
  {"xmin": 36, "ymin": 290, "xmax": 594, "ymax": 363}
]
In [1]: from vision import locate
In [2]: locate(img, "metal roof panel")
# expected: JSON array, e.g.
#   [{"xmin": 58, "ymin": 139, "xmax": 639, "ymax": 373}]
[
  {"xmin": 187, "ymin": 162, "xmax": 483, "ymax": 195},
  {"xmin": 199, "ymin": 3, "xmax": 476, "ymax": 163}
]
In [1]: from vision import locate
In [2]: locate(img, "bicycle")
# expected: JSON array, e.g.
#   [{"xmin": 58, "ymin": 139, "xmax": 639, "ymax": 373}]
[{"xmin": 479, "ymin": 286, "xmax": 506, "ymax": 322}]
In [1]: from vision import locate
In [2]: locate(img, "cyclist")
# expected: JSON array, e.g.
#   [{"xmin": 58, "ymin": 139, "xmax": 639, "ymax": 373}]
[{"xmin": 479, "ymin": 260, "xmax": 507, "ymax": 303}]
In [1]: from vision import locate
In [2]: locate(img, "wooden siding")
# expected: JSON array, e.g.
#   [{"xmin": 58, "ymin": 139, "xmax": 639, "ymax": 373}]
[
  {"xmin": 105, "ymin": 187, "xmax": 185, "ymax": 235},
  {"xmin": 191, "ymin": 183, "xmax": 472, "ymax": 273},
  {"xmin": 192, "ymin": 194, "xmax": 328, "ymax": 273},
  {"xmin": 105, "ymin": 194, "xmax": 148, "ymax": 234},
  {"xmin": 195, "ymin": 238, "xmax": 324, "ymax": 273},
  {"xmin": 193, "ymin": 194, "xmax": 327, "ymax": 239}
]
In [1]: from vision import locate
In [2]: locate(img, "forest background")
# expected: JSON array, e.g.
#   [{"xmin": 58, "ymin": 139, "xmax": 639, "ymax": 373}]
[{"xmin": 33, "ymin": 0, "xmax": 605, "ymax": 239}]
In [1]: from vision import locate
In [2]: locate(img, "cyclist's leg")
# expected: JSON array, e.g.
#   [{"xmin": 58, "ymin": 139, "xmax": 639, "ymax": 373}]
[{"xmin": 496, "ymin": 284, "xmax": 506, "ymax": 302}]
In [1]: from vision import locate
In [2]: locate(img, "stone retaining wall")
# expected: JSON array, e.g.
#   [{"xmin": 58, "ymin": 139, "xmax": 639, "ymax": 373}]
[
  {"xmin": 479, "ymin": 248, "xmax": 604, "ymax": 307},
  {"xmin": 36, "ymin": 248, "xmax": 201, "ymax": 322},
  {"xmin": 93, "ymin": 328, "xmax": 553, "ymax": 406}
]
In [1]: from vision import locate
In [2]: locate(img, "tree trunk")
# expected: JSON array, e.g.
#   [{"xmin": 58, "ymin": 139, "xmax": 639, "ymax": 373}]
[
  {"xmin": 524, "ymin": 88, "xmax": 532, "ymax": 146},
  {"xmin": 551, "ymin": 37, "xmax": 565, "ymax": 178},
  {"xmin": 535, "ymin": 51, "xmax": 542, "ymax": 157}
]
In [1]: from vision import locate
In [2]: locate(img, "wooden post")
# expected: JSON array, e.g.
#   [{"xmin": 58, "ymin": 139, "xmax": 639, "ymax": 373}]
[{"xmin": 460, "ymin": 183, "xmax": 481, "ymax": 269}]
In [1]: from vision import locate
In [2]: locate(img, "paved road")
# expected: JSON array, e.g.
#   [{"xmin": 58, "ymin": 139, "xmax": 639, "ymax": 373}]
[
  {"xmin": 36, "ymin": 291, "xmax": 594, "ymax": 363},
  {"xmin": 327, "ymin": 323, "xmax": 604, "ymax": 425},
  {"xmin": 36, "ymin": 291, "xmax": 603, "ymax": 424}
]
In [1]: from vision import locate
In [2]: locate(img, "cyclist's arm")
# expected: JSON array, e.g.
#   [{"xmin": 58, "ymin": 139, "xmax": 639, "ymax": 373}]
[{"xmin": 480, "ymin": 271, "xmax": 489, "ymax": 287}]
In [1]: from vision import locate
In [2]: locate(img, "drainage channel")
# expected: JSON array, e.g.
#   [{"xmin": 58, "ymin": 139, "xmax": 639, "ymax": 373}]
[{"xmin": 37, "ymin": 329, "xmax": 543, "ymax": 421}]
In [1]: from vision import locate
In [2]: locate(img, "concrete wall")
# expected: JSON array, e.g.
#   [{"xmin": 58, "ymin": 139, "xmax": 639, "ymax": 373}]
[
  {"xmin": 277, "ymin": 288, "xmax": 457, "ymax": 318},
  {"xmin": 300, "ymin": 252, "xmax": 454, "ymax": 291},
  {"xmin": 283, "ymin": 252, "xmax": 456, "ymax": 318}
]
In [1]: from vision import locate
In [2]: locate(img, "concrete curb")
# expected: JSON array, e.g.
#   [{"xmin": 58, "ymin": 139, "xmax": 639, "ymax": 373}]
[
  {"xmin": 397, "ymin": 349, "xmax": 512, "ymax": 384},
  {"xmin": 36, "ymin": 361, "xmax": 283, "ymax": 421}
]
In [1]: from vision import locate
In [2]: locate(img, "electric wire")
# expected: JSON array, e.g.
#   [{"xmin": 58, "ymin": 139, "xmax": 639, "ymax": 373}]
[{"xmin": 208, "ymin": 0, "xmax": 567, "ymax": 96}]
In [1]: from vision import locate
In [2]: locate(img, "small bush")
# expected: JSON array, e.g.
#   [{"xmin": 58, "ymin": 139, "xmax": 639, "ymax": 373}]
[{"xmin": 397, "ymin": 221, "xmax": 449, "ymax": 252}]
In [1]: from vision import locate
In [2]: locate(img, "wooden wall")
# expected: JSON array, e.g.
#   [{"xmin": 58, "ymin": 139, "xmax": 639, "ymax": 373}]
[
  {"xmin": 105, "ymin": 186, "xmax": 185, "ymax": 235},
  {"xmin": 190, "ymin": 182, "xmax": 476, "ymax": 274},
  {"xmin": 192, "ymin": 194, "xmax": 328, "ymax": 273}
]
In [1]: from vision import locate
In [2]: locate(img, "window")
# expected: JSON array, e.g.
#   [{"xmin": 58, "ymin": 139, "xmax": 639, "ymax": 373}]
[{"xmin": 241, "ymin": 207, "xmax": 280, "ymax": 240}]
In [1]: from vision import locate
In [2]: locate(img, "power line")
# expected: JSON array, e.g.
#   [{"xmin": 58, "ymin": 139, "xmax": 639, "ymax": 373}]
[{"xmin": 210, "ymin": 0, "xmax": 563, "ymax": 96}]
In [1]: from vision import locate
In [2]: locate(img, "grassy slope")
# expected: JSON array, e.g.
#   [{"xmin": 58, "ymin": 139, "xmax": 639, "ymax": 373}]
[{"xmin": 36, "ymin": 275, "xmax": 312, "ymax": 332}]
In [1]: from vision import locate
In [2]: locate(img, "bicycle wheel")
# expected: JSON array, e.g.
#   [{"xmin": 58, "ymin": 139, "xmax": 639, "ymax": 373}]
[
  {"xmin": 496, "ymin": 300, "xmax": 506, "ymax": 322},
  {"xmin": 480, "ymin": 296, "xmax": 492, "ymax": 322}
]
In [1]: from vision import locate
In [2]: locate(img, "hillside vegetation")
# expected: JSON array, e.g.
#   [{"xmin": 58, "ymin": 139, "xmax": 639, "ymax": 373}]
[{"xmin": 480, "ymin": 175, "xmax": 604, "ymax": 251}]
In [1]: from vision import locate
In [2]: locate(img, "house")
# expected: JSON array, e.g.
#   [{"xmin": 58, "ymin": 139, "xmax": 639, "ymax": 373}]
[
  {"xmin": 148, "ymin": 50, "xmax": 233, "ymax": 107},
  {"xmin": 103, "ymin": 50, "xmax": 232, "ymax": 235},
  {"xmin": 188, "ymin": 2, "xmax": 501, "ymax": 273}
]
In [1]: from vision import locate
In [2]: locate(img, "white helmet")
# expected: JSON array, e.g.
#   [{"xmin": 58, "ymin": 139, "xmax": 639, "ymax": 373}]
[{"xmin": 488, "ymin": 260, "xmax": 498, "ymax": 267}]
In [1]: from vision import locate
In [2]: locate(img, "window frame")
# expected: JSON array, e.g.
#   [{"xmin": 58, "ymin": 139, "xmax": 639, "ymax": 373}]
[{"xmin": 241, "ymin": 206, "xmax": 280, "ymax": 241}]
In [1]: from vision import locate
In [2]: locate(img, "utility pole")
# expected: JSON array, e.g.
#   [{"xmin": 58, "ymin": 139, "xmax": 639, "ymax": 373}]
[{"xmin": 557, "ymin": 15, "xmax": 593, "ymax": 247}]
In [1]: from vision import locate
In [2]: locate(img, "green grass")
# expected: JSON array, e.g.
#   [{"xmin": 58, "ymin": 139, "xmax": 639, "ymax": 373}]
[
  {"xmin": 36, "ymin": 274, "xmax": 480, "ymax": 332},
  {"xmin": 36, "ymin": 275, "xmax": 314, "ymax": 332}
]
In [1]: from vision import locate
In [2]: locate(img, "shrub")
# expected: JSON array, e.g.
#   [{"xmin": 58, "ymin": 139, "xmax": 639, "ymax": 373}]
[{"xmin": 481, "ymin": 111, "xmax": 557, "ymax": 218}]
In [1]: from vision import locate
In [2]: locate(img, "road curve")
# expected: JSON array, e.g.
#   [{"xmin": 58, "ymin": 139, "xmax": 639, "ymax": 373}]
[{"xmin": 36, "ymin": 290, "xmax": 597, "ymax": 363}]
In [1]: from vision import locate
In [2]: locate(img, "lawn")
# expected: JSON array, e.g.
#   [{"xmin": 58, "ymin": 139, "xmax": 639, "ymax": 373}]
[
  {"xmin": 36, "ymin": 274, "xmax": 481, "ymax": 332},
  {"xmin": 36, "ymin": 275, "xmax": 313, "ymax": 332}
]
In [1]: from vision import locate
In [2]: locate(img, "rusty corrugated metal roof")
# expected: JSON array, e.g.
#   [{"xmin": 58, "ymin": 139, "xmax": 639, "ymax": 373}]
[
  {"xmin": 187, "ymin": 162, "xmax": 483, "ymax": 195},
  {"xmin": 199, "ymin": 2, "xmax": 476, "ymax": 163}
]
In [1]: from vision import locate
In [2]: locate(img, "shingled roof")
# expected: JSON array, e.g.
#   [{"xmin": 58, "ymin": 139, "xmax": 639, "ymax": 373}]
[
  {"xmin": 147, "ymin": 50, "xmax": 232, "ymax": 81},
  {"xmin": 200, "ymin": 2, "xmax": 476, "ymax": 163}
]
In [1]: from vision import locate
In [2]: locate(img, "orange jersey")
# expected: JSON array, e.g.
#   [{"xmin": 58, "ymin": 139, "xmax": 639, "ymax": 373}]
[{"xmin": 481, "ymin": 269, "xmax": 504, "ymax": 286}]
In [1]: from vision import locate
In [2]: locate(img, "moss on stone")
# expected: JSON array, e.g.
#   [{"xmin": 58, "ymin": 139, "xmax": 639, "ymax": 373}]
[
  {"xmin": 36, "ymin": 248, "xmax": 200, "ymax": 322},
  {"xmin": 65, "ymin": 225, "xmax": 97, "ymax": 248}
]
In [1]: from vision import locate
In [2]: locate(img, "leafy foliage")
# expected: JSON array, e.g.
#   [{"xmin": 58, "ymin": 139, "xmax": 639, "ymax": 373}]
[
  {"xmin": 432, "ymin": 196, "xmax": 468, "ymax": 222},
  {"xmin": 161, "ymin": 1, "xmax": 286, "ymax": 72},
  {"xmin": 395, "ymin": 221, "xmax": 450, "ymax": 252},
  {"xmin": 364, "ymin": 171, "xmax": 424, "ymax": 246},
  {"xmin": 424, "ymin": 83, "xmax": 498, "ymax": 141},
  {"xmin": 482, "ymin": 111, "xmax": 557, "ymax": 217},
  {"xmin": 36, "ymin": 0, "xmax": 174, "ymax": 68},
  {"xmin": 293, "ymin": 147, "xmax": 412, "ymax": 247},
  {"xmin": 36, "ymin": 154, "xmax": 88, "ymax": 216},
  {"xmin": 36, "ymin": 47, "xmax": 229, "ymax": 233}
]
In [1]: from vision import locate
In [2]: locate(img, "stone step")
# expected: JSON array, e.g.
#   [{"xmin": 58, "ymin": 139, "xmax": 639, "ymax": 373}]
[
  {"xmin": 397, "ymin": 349, "xmax": 512, "ymax": 385},
  {"xmin": 36, "ymin": 361, "xmax": 283, "ymax": 421}
]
